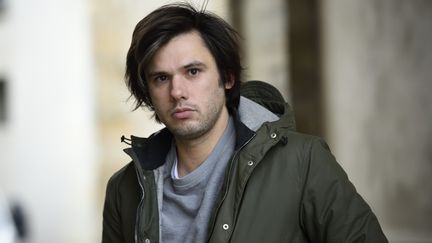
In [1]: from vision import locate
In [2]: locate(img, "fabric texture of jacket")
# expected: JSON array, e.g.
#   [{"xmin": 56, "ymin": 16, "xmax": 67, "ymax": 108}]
[{"xmin": 102, "ymin": 81, "xmax": 388, "ymax": 243}]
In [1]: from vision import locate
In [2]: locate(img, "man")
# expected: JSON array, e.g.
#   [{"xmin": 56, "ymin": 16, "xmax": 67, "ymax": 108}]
[{"xmin": 102, "ymin": 3, "xmax": 388, "ymax": 243}]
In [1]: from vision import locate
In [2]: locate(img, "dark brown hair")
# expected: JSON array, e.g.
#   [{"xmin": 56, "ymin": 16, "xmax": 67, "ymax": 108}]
[{"xmin": 125, "ymin": 2, "xmax": 242, "ymax": 116}]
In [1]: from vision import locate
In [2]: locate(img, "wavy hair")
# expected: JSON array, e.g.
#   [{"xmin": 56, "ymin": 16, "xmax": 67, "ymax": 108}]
[{"xmin": 125, "ymin": 3, "xmax": 242, "ymax": 118}]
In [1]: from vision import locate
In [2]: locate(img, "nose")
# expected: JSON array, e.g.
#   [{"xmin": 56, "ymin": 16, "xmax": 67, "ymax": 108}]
[{"xmin": 170, "ymin": 75, "xmax": 187, "ymax": 101}]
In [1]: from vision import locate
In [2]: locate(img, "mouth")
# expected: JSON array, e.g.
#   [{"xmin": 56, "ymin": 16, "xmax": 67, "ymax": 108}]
[{"xmin": 171, "ymin": 107, "xmax": 195, "ymax": 119}]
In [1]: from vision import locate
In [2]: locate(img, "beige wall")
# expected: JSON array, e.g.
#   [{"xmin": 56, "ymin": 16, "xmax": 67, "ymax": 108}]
[
  {"xmin": 322, "ymin": 0, "xmax": 432, "ymax": 242},
  {"xmin": 242, "ymin": 0, "xmax": 290, "ymax": 100}
]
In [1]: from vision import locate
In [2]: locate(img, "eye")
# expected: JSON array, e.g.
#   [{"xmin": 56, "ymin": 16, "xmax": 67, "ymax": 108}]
[
  {"xmin": 188, "ymin": 68, "xmax": 200, "ymax": 76},
  {"xmin": 154, "ymin": 75, "xmax": 168, "ymax": 82}
]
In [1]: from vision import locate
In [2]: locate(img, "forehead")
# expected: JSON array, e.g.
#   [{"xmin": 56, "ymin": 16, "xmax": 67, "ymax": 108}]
[{"xmin": 148, "ymin": 31, "xmax": 216, "ymax": 71}]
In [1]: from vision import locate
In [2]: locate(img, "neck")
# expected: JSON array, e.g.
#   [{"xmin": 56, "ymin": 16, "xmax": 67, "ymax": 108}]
[{"xmin": 175, "ymin": 110, "xmax": 230, "ymax": 177}]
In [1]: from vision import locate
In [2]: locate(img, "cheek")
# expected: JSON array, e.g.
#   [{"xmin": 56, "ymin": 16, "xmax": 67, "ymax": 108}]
[
  {"xmin": 206, "ymin": 85, "xmax": 226, "ymax": 106},
  {"xmin": 149, "ymin": 87, "xmax": 164, "ymax": 102},
  {"xmin": 148, "ymin": 90, "xmax": 166, "ymax": 111}
]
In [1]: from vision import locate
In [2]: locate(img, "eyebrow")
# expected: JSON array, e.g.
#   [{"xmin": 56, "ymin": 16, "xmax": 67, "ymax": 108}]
[
  {"xmin": 147, "ymin": 70, "xmax": 167, "ymax": 79},
  {"xmin": 147, "ymin": 61, "xmax": 208, "ymax": 78},
  {"xmin": 183, "ymin": 61, "xmax": 208, "ymax": 70}
]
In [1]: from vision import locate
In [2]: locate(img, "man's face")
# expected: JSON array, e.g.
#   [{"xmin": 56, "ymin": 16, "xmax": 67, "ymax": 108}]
[{"xmin": 146, "ymin": 31, "xmax": 233, "ymax": 140}]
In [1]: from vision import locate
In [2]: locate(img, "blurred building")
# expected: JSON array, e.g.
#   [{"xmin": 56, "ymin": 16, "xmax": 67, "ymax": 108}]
[
  {"xmin": 0, "ymin": 0, "xmax": 431, "ymax": 242},
  {"xmin": 321, "ymin": 1, "xmax": 432, "ymax": 241}
]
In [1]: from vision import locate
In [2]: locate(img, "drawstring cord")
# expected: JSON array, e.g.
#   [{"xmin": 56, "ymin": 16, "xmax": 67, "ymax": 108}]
[{"xmin": 121, "ymin": 135, "xmax": 132, "ymax": 145}]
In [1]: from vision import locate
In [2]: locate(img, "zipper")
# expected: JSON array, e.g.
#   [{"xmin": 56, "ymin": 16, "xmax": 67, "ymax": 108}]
[
  {"xmin": 134, "ymin": 162, "xmax": 146, "ymax": 243},
  {"xmin": 206, "ymin": 133, "xmax": 256, "ymax": 241}
]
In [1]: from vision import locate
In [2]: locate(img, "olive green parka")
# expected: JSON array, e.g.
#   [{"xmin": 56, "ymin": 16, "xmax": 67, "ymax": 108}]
[{"xmin": 102, "ymin": 82, "xmax": 387, "ymax": 243}]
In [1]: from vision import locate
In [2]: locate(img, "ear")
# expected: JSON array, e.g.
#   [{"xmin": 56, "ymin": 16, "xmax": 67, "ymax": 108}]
[{"xmin": 224, "ymin": 73, "xmax": 235, "ymax": 89}]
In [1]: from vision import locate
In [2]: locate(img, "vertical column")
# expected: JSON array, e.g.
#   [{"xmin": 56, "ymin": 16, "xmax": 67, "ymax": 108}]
[
  {"xmin": 288, "ymin": 0, "xmax": 324, "ymax": 136},
  {"xmin": 322, "ymin": 0, "xmax": 432, "ymax": 241},
  {"xmin": 233, "ymin": 0, "xmax": 290, "ymax": 100}
]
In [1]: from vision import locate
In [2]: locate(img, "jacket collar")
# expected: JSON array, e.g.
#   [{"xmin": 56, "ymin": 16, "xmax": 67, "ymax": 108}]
[
  {"xmin": 124, "ymin": 115, "xmax": 255, "ymax": 171},
  {"xmin": 126, "ymin": 129, "xmax": 173, "ymax": 170},
  {"xmin": 123, "ymin": 92, "xmax": 295, "ymax": 170}
]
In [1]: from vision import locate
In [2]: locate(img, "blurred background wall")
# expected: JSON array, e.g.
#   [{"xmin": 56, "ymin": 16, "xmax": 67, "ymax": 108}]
[
  {"xmin": 0, "ymin": 0, "xmax": 98, "ymax": 242},
  {"xmin": 0, "ymin": 0, "xmax": 431, "ymax": 242},
  {"xmin": 322, "ymin": 1, "xmax": 432, "ymax": 242}
]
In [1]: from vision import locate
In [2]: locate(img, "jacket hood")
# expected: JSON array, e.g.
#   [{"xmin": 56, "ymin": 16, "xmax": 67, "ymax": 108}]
[
  {"xmin": 238, "ymin": 96, "xmax": 278, "ymax": 131},
  {"xmin": 239, "ymin": 80, "xmax": 296, "ymax": 131}
]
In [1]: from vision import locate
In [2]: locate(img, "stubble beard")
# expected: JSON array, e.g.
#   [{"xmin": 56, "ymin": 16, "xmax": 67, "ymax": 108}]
[
  {"xmin": 167, "ymin": 99, "xmax": 225, "ymax": 140},
  {"xmin": 162, "ymin": 86, "xmax": 227, "ymax": 140}
]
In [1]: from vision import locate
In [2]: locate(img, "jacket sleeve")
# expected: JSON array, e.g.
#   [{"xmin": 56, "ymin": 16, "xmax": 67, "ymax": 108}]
[
  {"xmin": 102, "ymin": 175, "xmax": 124, "ymax": 243},
  {"xmin": 300, "ymin": 138, "xmax": 388, "ymax": 243}
]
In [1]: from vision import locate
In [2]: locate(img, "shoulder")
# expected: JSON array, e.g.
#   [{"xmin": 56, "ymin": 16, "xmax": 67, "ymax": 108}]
[
  {"xmin": 284, "ymin": 130, "xmax": 328, "ymax": 147},
  {"xmin": 282, "ymin": 131, "xmax": 341, "ymax": 173},
  {"xmin": 255, "ymin": 128, "xmax": 339, "ymax": 183},
  {"xmin": 105, "ymin": 162, "xmax": 140, "ymax": 198},
  {"xmin": 108, "ymin": 162, "xmax": 136, "ymax": 184},
  {"xmin": 269, "ymin": 128, "xmax": 332, "ymax": 159},
  {"xmin": 288, "ymin": 131, "xmax": 333, "ymax": 162}
]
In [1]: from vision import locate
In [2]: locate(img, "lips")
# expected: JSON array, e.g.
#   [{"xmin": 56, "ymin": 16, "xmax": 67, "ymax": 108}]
[{"xmin": 172, "ymin": 107, "xmax": 195, "ymax": 119}]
